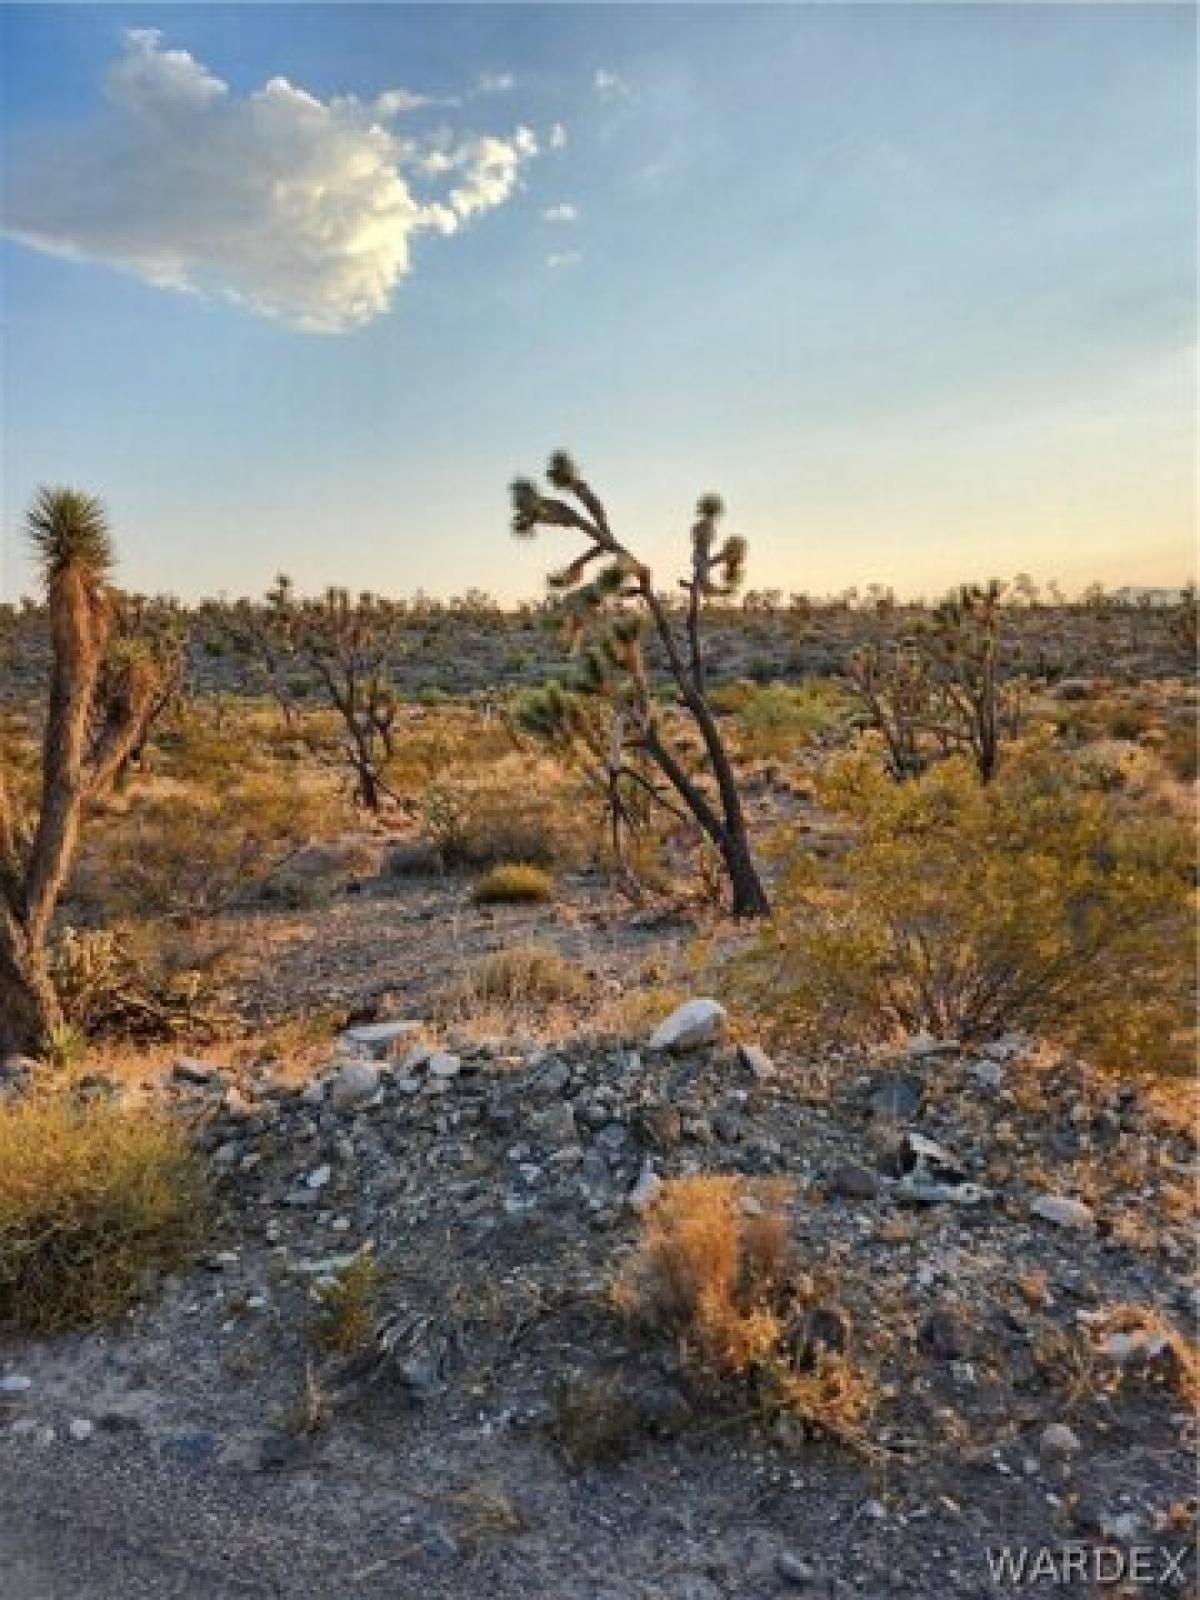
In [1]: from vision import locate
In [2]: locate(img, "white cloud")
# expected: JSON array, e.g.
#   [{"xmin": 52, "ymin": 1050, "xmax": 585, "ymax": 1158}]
[
  {"xmin": 475, "ymin": 71, "xmax": 515, "ymax": 95},
  {"xmin": 593, "ymin": 68, "xmax": 635, "ymax": 101},
  {"xmin": 541, "ymin": 203, "xmax": 578, "ymax": 224},
  {"xmin": 547, "ymin": 250, "xmax": 581, "ymax": 269},
  {"xmin": 549, "ymin": 122, "xmax": 568, "ymax": 150},
  {"xmin": 4, "ymin": 30, "xmax": 540, "ymax": 332}
]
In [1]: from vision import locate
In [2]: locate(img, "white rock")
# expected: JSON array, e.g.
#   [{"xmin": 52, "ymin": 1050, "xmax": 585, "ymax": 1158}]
[
  {"xmin": 68, "ymin": 1418, "xmax": 94, "ymax": 1442},
  {"xmin": 1040, "ymin": 1422, "xmax": 1082, "ymax": 1459},
  {"xmin": 647, "ymin": 999, "xmax": 727, "ymax": 1053},
  {"xmin": 628, "ymin": 1162, "xmax": 663, "ymax": 1213},
  {"xmin": 427, "ymin": 1052, "xmax": 461, "ymax": 1080},
  {"xmin": 339, "ymin": 1021, "xmax": 423, "ymax": 1059},
  {"xmin": 299, "ymin": 1080, "xmax": 326, "ymax": 1105},
  {"xmin": 1031, "ymin": 1195, "xmax": 1095, "ymax": 1230},
  {"xmin": 737, "ymin": 1043, "xmax": 776, "ymax": 1080},
  {"xmin": 306, "ymin": 1164, "xmax": 332, "ymax": 1190},
  {"xmin": 0, "ymin": 1374, "xmax": 32, "ymax": 1394},
  {"xmin": 328, "ymin": 1060, "xmax": 381, "ymax": 1110}
]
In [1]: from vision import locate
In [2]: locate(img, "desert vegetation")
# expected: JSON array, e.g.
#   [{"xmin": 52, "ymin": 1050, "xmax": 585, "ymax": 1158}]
[{"xmin": 0, "ymin": 476, "xmax": 1194, "ymax": 1597}]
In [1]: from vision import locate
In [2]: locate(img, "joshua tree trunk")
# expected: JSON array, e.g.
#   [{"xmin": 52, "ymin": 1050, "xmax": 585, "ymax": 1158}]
[
  {"xmin": 0, "ymin": 487, "xmax": 168, "ymax": 1057},
  {"xmin": 0, "ymin": 916, "xmax": 64, "ymax": 1057}
]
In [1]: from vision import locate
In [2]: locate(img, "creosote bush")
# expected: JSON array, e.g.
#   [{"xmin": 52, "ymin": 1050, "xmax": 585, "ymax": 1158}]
[
  {"xmin": 0, "ymin": 1093, "xmax": 207, "ymax": 1332},
  {"xmin": 735, "ymin": 741, "xmax": 1194, "ymax": 1075},
  {"xmin": 472, "ymin": 861, "xmax": 555, "ymax": 904},
  {"xmin": 309, "ymin": 1253, "xmax": 383, "ymax": 1356},
  {"xmin": 613, "ymin": 1176, "xmax": 876, "ymax": 1445}
]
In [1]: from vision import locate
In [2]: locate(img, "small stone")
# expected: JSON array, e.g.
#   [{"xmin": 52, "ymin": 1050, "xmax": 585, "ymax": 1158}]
[
  {"xmin": 68, "ymin": 1418, "xmax": 94, "ymax": 1442},
  {"xmin": 1031, "ymin": 1195, "xmax": 1095, "ymax": 1230},
  {"xmin": 532, "ymin": 1059, "xmax": 571, "ymax": 1097},
  {"xmin": 172, "ymin": 1058, "xmax": 223, "ymax": 1086},
  {"xmin": 921, "ymin": 1308, "xmax": 970, "ymax": 1361},
  {"xmin": 306, "ymin": 1163, "xmax": 333, "ymax": 1190},
  {"xmin": 427, "ymin": 1052, "xmax": 461, "ymax": 1081},
  {"xmin": 328, "ymin": 1060, "xmax": 381, "ymax": 1110},
  {"xmin": 869, "ymin": 1071, "xmax": 925, "ymax": 1121},
  {"xmin": 826, "ymin": 1162, "xmax": 879, "ymax": 1200},
  {"xmin": 0, "ymin": 1374, "xmax": 33, "ymax": 1395},
  {"xmin": 628, "ymin": 1162, "xmax": 662, "ymax": 1213},
  {"xmin": 647, "ymin": 998, "xmax": 727, "ymax": 1053},
  {"xmin": 635, "ymin": 1104, "xmax": 683, "ymax": 1151},
  {"xmin": 339, "ymin": 1020, "xmax": 423, "ymax": 1059},
  {"xmin": 1040, "ymin": 1422, "xmax": 1082, "ymax": 1460},
  {"xmin": 737, "ymin": 1043, "xmax": 776, "ymax": 1081},
  {"xmin": 776, "ymin": 1551, "xmax": 816, "ymax": 1587}
]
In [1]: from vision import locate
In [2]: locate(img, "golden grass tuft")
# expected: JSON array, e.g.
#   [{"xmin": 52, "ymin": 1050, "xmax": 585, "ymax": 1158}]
[
  {"xmin": 613, "ymin": 1175, "xmax": 877, "ymax": 1448},
  {"xmin": 0, "ymin": 1092, "xmax": 207, "ymax": 1333},
  {"xmin": 472, "ymin": 862, "xmax": 555, "ymax": 904},
  {"xmin": 451, "ymin": 942, "xmax": 585, "ymax": 1010}
]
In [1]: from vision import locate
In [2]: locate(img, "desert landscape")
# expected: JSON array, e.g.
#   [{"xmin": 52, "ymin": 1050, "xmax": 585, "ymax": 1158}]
[{"xmin": 0, "ymin": 6, "xmax": 1195, "ymax": 1599}]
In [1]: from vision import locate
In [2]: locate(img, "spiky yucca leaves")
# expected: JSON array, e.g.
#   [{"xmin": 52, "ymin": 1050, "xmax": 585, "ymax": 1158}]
[
  {"xmin": 0, "ymin": 490, "xmax": 177, "ymax": 1056},
  {"xmin": 506, "ymin": 451, "xmax": 769, "ymax": 915},
  {"xmin": 25, "ymin": 488, "xmax": 114, "ymax": 586}
]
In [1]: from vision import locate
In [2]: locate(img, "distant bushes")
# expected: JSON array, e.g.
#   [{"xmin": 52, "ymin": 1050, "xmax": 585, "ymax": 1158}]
[
  {"xmin": 735, "ymin": 742, "xmax": 1194, "ymax": 1076},
  {"xmin": 0, "ymin": 1094, "xmax": 206, "ymax": 1332}
]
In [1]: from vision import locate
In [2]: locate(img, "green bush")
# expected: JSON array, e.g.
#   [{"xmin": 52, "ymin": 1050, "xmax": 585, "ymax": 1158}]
[
  {"xmin": 735, "ymin": 742, "xmax": 1194, "ymax": 1076},
  {"xmin": 0, "ymin": 1094, "xmax": 207, "ymax": 1332}
]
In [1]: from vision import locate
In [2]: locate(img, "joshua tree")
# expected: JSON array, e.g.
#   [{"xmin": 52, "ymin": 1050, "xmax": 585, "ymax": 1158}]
[
  {"xmin": 509, "ymin": 451, "xmax": 769, "ymax": 916},
  {"xmin": 845, "ymin": 582, "xmax": 1025, "ymax": 785},
  {"xmin": 255, "ymin": 580, "xmax": 405, "ymax": 812},
  {"xmin": 0, "ymin": 489, "xmax": 173, "ymax": 1056}
]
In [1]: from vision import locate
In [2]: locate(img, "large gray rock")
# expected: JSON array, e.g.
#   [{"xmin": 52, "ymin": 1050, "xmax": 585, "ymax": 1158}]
[
  {"xmin": 328, "ymin": 1060, "xmax": 381, "ymax": 1110},
  {"xmin": 647, "ymin": 998, "xmax": 727, "ymax": 1053}
]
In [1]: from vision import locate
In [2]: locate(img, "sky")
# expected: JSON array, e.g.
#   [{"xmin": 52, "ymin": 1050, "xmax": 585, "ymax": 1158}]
[{"xmin": 1, "ymin": 3, "xmax": 1196, "ymax": 604}]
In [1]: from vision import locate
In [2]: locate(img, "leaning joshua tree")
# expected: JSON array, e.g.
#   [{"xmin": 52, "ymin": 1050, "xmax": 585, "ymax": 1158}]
[
  {"xmin": 0, "ymin": 489, "xmax": 172, "ymax": 1055},
  {"xmin": 509, "ymin": 451, "xmax": 769, "ymax": 916}
]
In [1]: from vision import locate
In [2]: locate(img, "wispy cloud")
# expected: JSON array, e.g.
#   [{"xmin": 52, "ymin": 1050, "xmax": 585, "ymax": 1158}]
[
  {"xmin": 541, "ymin": 203, "xmax": 579, "ymax": 224},
  {"xmin": 475, "ymin": 71, "xmax": 515, "ymax": 95},
  {"xmin": 547, "ymin": 250, "xmax": 582, "ymax": 269},
  {"xmin": 593, "ymin": 68, "xmax": 636, "ymax": 102},
  {"xmin": 549, "ymin": 122, "xmax": 568, "ymax": 150},
  {"xmin": 4, "ymin": 30, "xmax": 541, "ymax": 332}
]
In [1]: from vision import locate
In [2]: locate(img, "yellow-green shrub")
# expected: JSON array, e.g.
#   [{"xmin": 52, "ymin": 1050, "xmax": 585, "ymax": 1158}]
[
  {"xmin": 0, "ymin": 1094, "xmax": 206, "ymax": 1332},
  {"xmin": 736, "ymin": 742, "xmax": 1194, "ymax": 1075},
  {"xmin": 473, "ymin": 862, "xmax": 555, "ymax": 904}
]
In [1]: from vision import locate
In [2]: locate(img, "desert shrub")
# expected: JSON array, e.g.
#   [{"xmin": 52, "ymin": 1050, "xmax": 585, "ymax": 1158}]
[
  {"xmin": 420, "ymin": 761, "xmax": 582, "ymax": 870},
  {"xmin": 730, "ymin": 681, "xmax": 854, "ymax": 759},
  {"xmin": 76, "ymin": 768, "xmax": 342, "ymax": 919},
  {"xmin": 0, "ymin": 1093, "xmax": 206, "ymax": 1332},
  {"xmin": 613, "ymin": 1176, "xmax": 875, "ymax": 1444},
  {"xmin": 50, "ymin": 925, "xmax": 234, "ymax": 1042},
  {"xmin": 473, "ymin": 862, "xmax": 555, "ymax": 904},
  {"xmin": 450, "ymin": 943, "xmax": 584, "ymax": 1009},
  {"xmin": 309, "ymin": 1253, "xmax": 382, "ymax": 1356},
  {"xmin": 1159, "ymin": 721, "xmax": 1199, "ymax": 782},
  {"xmin": 734, "ymin": 743, "xmax": 1195, "ymax": 1075}
]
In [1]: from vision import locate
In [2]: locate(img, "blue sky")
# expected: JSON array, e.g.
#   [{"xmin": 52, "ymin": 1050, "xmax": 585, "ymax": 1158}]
[{"xmin": 2, "ymin": 3, "xmax": 1195, "ymax": 603}]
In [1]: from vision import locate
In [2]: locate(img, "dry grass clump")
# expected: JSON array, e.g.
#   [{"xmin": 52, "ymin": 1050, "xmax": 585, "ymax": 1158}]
[
  {"xmin": 0, "ymin": 1093, "xmax": 207, "ymax": 1332},
  {"xmin": 420, "ymin": 759, "xmax": 584, "ymax": 870},
  {"xmin": 309, "ymin": 1253, "xmax": 382, "ymax": 1356},
  {"xmin": 613, "ymin": 1175, "xmax": 876, "ymax": 1447},
  {"xmin": 1089, "ymin": 1304, "xmax": 1199, "ymax": 1408},
  {"xmin": 472, "ymin": 862, "xmax": 555, "ymax": 904},
  {"xmin": 450, "ymin": 942, "xmax": 585, "ymax": 1010}
]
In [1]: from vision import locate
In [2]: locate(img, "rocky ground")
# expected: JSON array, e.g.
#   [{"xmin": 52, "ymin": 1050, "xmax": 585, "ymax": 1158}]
[{"xmin": 2, "ymin": 1005, "xmax": 1196, "ymax": 1599}]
